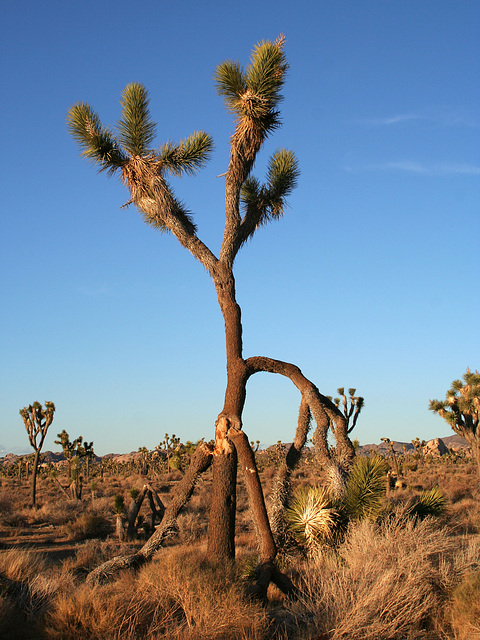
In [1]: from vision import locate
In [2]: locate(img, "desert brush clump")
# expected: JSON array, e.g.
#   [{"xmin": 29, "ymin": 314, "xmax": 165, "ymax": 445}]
[
  {"xmin": 43, "ymin": 547, "xmax": 271, "ymax": 640},
  {"xmin": 286, "ymin": 511, "xmax": 479, "ymax": 640}
]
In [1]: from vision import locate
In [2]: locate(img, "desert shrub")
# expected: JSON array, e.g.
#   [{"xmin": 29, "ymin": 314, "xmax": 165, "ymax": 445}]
[
  {"xmin": 33, "ymin": 498, "xmax": 81, "ymax": 526},
  {"xmin": 450, "ymin": 570, "xmax": 480, "ymax": 639},
  {"xmin": 288, "ymin": 512, "xmax": 458, "ymax": 639},
  {"xmin": 284, "ymin": 455, "xmax": 389, "ymax": 555},
  {"xmin": 62, "ymin": 539, "xmax": 131, "ymax": 573},
  {"xmin": 138, "ymin": 547, "xmax": 270, "ymax": 639},
  {"xmin": 0, "ymin": 548, "xmax": 47, "ymax": 582},
  {"xmin": 44, "ymin": 547, "xmax": 269, "ymax": 640},
  {"xmin": 177, "ymin": 512, "xmax": 207, "ymax": 544},
  {"xmin": 0, "ymin": 492, "xmax": 14, "ymax": 523},
  {"xmin": 63, "ymin": 512, "xmax": 112, "ymax": 541},
  {"xmin": 43, "ymin": 577, "xmax": 151, "ymax": 640},
  {"xmin": 409, "ymin": 486, "xmax": 448, "ymax": 520}
]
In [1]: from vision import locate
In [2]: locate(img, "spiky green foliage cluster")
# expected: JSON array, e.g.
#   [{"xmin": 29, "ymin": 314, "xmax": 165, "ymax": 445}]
[
  {"xmin": 215, "ymin": 35, "xmax": 288, "ymax": 130},
  {"xmin": 67, "ymin": 83, "xmax": 213, "ymax": 235},
  {"xmin": 285, "ymin": 486, "xmax": 337, "ymax": 551},
  {"xmin": 68, "ymin": 39, "xmax": 298, "ymax": 256},
  {"xmin": 67, "ymin": 84, "xmax": 213, "ymax": 179},
  {"xmin": 429, "ymin": 369, "xmax": 480, "ymax": 437},
  {"xmin": 158, "ymin": 131, "xmax": 214, "ymax": 177},
  {"xmin": 286, "ymin": 455, "xmax": 388, "ymax": 554},
  {"xmin": 341, "ymin": 455, "xmax": 389, "ymax": 522},
  {"xmin": 240, "ymin": 149, "xmax": 299, "ymax": 224},
  {"xmin": 117, "ymin": 84, "xmax": 156, "ymax": 156},
  {"xmin": 67, "ymin": 103, "xmax": 125, "ymax": 174},
  {"xmin": 113, "ymin": 494, "xmax": 125, "ymax": 515},
  {"xmin": 410, "ymin": 487, "xmax": 447, "ymax": 520}
]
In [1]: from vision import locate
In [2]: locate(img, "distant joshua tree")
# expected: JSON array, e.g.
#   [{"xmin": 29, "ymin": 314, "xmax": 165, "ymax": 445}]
[
  {"xmin": 430, "ymin": 368, "xmax": 480, "ymax": 474},
  {"xmin": 19, "ymin": 401, "xmax": 55, "ymax": 506}
]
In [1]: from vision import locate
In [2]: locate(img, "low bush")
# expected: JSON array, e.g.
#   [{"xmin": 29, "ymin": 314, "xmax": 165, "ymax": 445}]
[
  {"xmin": 44, "ymin": 547, "xmax": 270, "ymax": 640},
  {"xmin": 287, "ymin": 512, "xmax": 463, "ymax": 639},
  {"xmin": 63, "ymin": 512, "xmax": 112, "ymax": 541}
]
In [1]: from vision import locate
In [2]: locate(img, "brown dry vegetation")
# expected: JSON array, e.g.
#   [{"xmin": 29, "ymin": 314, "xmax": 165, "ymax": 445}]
[{"xmin": 1, "ymin": 451, "xmax": 480, "ymax": 639}]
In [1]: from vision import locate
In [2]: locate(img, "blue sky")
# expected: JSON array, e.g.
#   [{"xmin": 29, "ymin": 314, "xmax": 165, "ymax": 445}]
[{"xmin": 1, "ymin": 1, "xmax": 479, "ymax": 455}]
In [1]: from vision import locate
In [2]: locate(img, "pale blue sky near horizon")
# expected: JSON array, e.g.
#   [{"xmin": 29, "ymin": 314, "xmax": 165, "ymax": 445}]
[{"xmin": 1, "ymin": 0, "xmax": 479, "ymax": 456}]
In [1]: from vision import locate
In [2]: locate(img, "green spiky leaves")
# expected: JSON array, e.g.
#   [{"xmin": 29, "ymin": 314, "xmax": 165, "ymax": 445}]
[
  {"xmin": 67, "ymin": 103, "xmax": 126, "ymax": 174},
  {"xmin": 429, "ymin": 368, "xmax": 480, "ymax": 442},
  {"xmin": 265, "ymin": 149, "xmax": 299, "ymax": 215},
  {"xmin": 286, "ymin": 486, "xmax": 337, "ymax": 551},
  {"xmin": 158, "ymin": 131, "xmax": 214, "ymax": 177},
  {"xmin": 215, "ymin": 35, "xmax": 288, "ymax": 134},
  {"xmin": 68, "ymin": 84, "xmax": 213, "ymax": 181},
  {"xmin": 215, "ymin": 61, "xmax": 246, "ymax": 112},
  {"xmin": 410, "ymin": 487, "xmax": 447, "ymax": 520},
  {"xmin": 117, "ymin": 84, "xmax": 156, "ymax": 156},
  {"xmin": 342, "ymin": 455, "xmax": 389, "ymax": 522},
  {"xmin": 240, "ymin": 148, "xmax": 299, "ymax": 238}
]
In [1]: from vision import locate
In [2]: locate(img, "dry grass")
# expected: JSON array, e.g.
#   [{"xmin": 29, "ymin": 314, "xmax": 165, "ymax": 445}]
[
  {"xmin": 450, "ymin": 570, "xmax": 480, "ymax": 639},
  {"xmin": 43, "ymin": 547, "xmax": 271, "ymax": 640},
  {"xmin": 286, "ymin": 511, "xmax": 480, "ymax": 639}
]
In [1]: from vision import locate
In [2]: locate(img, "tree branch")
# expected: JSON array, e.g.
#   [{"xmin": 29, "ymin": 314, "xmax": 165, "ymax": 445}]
[{"xmin": 245, "ymin": 356, "xmax": 354, "ymax": 463}]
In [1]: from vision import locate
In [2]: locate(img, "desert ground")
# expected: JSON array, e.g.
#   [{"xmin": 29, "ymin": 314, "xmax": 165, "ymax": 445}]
[{"xmin": 1, "ymin": 442, "xmax": 479, "ymax": 639}]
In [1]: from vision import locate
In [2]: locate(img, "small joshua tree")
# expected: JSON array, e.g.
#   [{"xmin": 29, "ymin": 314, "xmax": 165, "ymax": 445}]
[
  {"xmin": 330, "ymin": 388, "xmax": 365, "ymax": 436},
  {"xmin": 55, "ymin": 429, "xmax": 93, "ymax": 498},
  {"xmin": 19, "ymin": 401, "xmax": 55, "ymax": 506},
  {"xmin": 430, "ymin": 368, "xmax": 480, "ymax": 474}
]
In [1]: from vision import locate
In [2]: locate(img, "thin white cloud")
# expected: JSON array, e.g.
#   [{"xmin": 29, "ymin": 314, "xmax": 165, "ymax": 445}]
[
  {"xmin": 362, "ymin": 114, "xmax": 422, "ymax": 126},
  {"xmin": 346, "ymin": 161, "xmax": 480, "ymax": 175},
  {"xmin": 79, "ymin": 283, "xmax": 111, "ymax": 297},
  {"xmin": 357, "ymin": 108, "xmax": 478, "ymax": 128}
]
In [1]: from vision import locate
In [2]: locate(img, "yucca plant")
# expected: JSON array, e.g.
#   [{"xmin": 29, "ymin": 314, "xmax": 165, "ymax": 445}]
[
  {"xmin": 285, "ymin": 486, "xmax": 337, "ymax": 554},
  {"xmin": 429, "ymin": 368, "xmax": 480, "ymax": 475},
  {"xmin": 285, "ymin": 455, "xmax": 389, "ymax": 555},
  {"xmin": 68, "ymin": 38, "xmax": 357, "ymax": 599},
  {"xmin": 409, "ymin": 486, "xmax": 447, "ymax": 520},
  {"xmin": 341, "ymin": 454, "xmax": 389, "ymax": 522}
]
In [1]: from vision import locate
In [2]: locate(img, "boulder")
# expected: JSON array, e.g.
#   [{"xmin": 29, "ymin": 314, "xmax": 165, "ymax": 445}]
[{"xmin": 423, "ymin": 438, "xmax": 448, "ymax": 457}]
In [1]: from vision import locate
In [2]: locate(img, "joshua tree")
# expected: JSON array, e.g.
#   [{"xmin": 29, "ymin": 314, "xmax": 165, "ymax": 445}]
[
  {"xmin": 331, "ymin": 388, "xmax": 364, "ymax": 435},
  {"xmin": 430, "ymin": 368, "xmax": 480, "ymax": 474},
  {"xmin": 68, "ymin": 37, "xmax": 354, "ymax": 594},
  {"xmin": 55, "ymin": 429, "xmax": 93, "ymax": 498},
  {"xmin": 19, "ymin": 401, "xmax": 55, "ymax": 506},
  {"xmin": 157, "ymin": 433, "xmax": 181, "ymax": 473}
]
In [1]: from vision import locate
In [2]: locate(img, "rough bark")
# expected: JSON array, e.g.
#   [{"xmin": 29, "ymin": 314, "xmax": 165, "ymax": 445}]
[
  {"xmin": 145, "ymin": 482, "xmax": 166, "ymax": 529},
  {"xmin": 269, "ymin": 398, "xmax": 311, "ymax": 541},
  {"xmin": 207, "ymin": 447, "xmax": 237, "ymax": 561},
  {"xmin": 53, "ymin": 475, "xmax": 70, "ymax": 499},
  {"xmin": 229, "ymin": 427, "xmax": 276, "ymax": 565},
  {"xmin": 31, "ymin": 449, "xmax": 41, "ymax": 507},
  {"xmin": 245, "ymin": 355, "xmax": 354, "ymax": 464}
]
